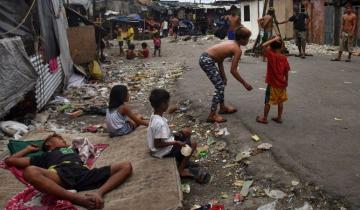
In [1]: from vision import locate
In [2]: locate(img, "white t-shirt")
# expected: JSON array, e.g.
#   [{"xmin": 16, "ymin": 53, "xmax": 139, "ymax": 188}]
[
  {"xmin": 147, "ymin": 114, "xmax": 174, "ymax": 158},
  {"xmin": 162, "ymin": 21, "xmax": 168, "ymax": 30}
]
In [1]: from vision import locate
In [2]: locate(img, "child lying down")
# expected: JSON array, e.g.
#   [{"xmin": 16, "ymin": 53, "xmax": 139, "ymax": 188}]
[{"xmin": 5, "ymin": 133, "xmax": 132, "ymax": 209}]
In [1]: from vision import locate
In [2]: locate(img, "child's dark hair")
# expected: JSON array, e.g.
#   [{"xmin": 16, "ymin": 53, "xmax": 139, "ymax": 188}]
[
  {"xmin": 149, "ymin": 89, "xmax": 170, "ymax": 109},
  {"xmin": 42, "ymin": 133, "xmax": 63, "ymax": 152},
  {"xmin": 270, "ymin": 40, "xmax": 283, "ymax": 50},
  {"xmin": 108, "ymin": 85, "xmax": 128, "ymax": 111},
  {"xmin": 235, "ymin": 26, "xmax": 252, "ymax": 41},
  {"xmin": 230, "ymin": 5, "xmax": 237, "ymax": 11},
  {"xmin": 129, "ymin": 44, "xmax": 135, "ymax": 50},
  {"xmin": 141, "ymin": 42, "xmax": 147, "ymax": 49}
]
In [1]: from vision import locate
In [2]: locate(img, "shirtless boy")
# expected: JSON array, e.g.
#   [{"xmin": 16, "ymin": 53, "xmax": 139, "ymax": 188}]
[
  {"xmin": 332, "ymin": 5, "xmax": 357, "ymax": 62},
  {"xmin": 199, "ymin": 26, "xmax": 253, "ymax": 123},
  {"xmin": 224, "ymin": 5, "xmax": 242, "ymax": 41},
  {"xmin": 171, "ymin": 15, "xmax": 180, "ymax": 40},
  {"xmin": 258, "ymin": 9, "xmax": 275, "ymax": 61}
]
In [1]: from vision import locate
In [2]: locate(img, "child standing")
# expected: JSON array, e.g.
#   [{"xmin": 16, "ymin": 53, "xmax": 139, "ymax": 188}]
[
  {"xmin": 147, "ymin": 89, "xmax": 210, "ymax": 183},
  {"xmin": 117, "ymin": 26, "xmax": 124, "ymax": 56},
  {"xmin": 256, "ymin": 35, "xmax": 290, "ymax": 124},
  {"xmin": 199, "ymin": 26, "xmax": 253, "ymax": 123},
  {"xmin": 106, "ymin": 85, "xmax": 148, "ymax": 137},
  {"xmin": 153, "ymin": 33, "xmax": 161, "ymax": 57}
]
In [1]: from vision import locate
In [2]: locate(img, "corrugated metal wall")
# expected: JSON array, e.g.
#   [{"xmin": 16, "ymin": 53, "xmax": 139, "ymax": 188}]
[{"xmin": 31, "ymin": 55, "xmax": 63, "ymax": 110}]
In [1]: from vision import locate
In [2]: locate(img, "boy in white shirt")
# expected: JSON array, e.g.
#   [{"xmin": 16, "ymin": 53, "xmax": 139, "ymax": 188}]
[{"xmin": 147, "ymin": 89, "xmax": 196, "ymax": 178}]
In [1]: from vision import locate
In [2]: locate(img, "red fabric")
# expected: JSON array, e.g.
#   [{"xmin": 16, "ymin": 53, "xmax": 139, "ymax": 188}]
[
  {"xmin": 1, "ymin": 144, "xmax": 109, "ymax": 210},
  {"xmin": 265, "ymin": 49, "xmax": 290, "ymax": 88},
  {"xmin": 49, "ymin": 58, "xmax": 58, "ymax": 73},
  {"xmin": 142, "ymin": 48, "xmax": 149, "ymax": 58},
  {"xmin": 153, "ymin": 38, "xmax": 161, "ymax": 47}
]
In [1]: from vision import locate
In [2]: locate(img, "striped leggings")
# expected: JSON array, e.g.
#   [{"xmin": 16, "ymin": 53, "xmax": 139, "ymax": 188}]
[{"xmin": 199, "ymin": 52, "xmax": 225, "ymax": 112}]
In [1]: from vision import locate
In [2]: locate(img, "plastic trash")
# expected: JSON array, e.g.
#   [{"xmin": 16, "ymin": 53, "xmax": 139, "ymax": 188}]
[
  {"xmin": 240, "ymin": 180, "xmax": 253, "ymax": 197},
  {"xmin": 295, "ymin": 202, "xmax": 313, "ymax": 210},
  {"xmin": 0, "ymin": 121, "xmax": 29, "ymax": 140},
  {"xmin": 181, "ymin": 183, "xmax": 190, "ymax": 193},
  {"xmin": 252, "ymin": 134, "xmax": 261, "ymax": 142},
  {"xmin": 50, "ymin": 96, "xmax": 70, "ymax": 105},
  {"xmin": 257, "ymin": 143, "xmax": 273, "ymax": 150},
  {"xmin": 181, "ymin": 144, "xmax": 192, "ymax": 157},
  {"xmin": 257, "ymin": 201, "xmax": 277, "ymax": 210},
  {"xmin": 264, "ymin": 189, "xmax": 287, "ymax": 199}
]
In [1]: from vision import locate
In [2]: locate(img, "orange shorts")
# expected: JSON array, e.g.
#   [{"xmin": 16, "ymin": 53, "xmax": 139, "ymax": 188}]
[{"xmin": 265, "ymin": 85, "xmax": 288, "ymax": 105}]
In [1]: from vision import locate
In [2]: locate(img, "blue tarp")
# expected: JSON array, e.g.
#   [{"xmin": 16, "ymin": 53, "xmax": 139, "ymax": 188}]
[{"xmin": 108, "ymin": 14, "xmax": 143, "ymax": 23}]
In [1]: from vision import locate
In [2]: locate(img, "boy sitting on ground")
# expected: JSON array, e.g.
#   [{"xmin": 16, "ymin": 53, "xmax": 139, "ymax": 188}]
[
  {"xmin": 126, "ymin": 44, "xmax": 136, "ymax": 60},
  {"xmin": 147, "ymin": 89, "xmax": 210, "ymax": 184},
  {"xmin": 138, "ymin": 42, "xmax": 150, "ymax": 58},
  {"xmin": 256, "ymin": 35, "xmax": 290, "ymax": 124},
  {"xmin": 5, "ymin": 133, "xmax": 132, "ymax": 209}
]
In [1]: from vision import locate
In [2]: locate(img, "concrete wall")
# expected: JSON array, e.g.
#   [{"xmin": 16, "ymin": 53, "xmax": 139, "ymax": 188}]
[{"xmin": 240, "ymin": 0, "xmax": 264, "ymax": 40}]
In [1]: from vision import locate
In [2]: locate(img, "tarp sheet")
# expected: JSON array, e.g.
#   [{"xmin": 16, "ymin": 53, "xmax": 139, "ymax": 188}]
[
  {"xmin": 52, "ymin": 0, "xmax": 74, "ymax": 86},
  {"xmin": 37, "ymin": 0, "xmax": 60, "ymax": 63},
  {"xmin": 0, "ymin": 0, "xmax": 35, "ymax": 54},
  {"xmin": 0, "ymin": 37, "xmax": 38, "ymax": 118}
]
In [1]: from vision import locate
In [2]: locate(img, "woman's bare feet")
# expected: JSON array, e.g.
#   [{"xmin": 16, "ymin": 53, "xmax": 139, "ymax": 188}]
[
  {"xmin": 256, "ymin": 116, "xmax": 268, "ymax": 124},
  {"xmin": 207, "ymin": 114, "xmax": 227, "ymax": 123},
  {"xmin": 219, "ymin": 105, "xmax": 237, "ymax": 114}
]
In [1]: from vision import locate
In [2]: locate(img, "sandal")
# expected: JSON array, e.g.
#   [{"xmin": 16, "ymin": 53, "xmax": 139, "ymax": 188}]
[
  {"xmin": 345, "ymin": 59, "xmax": 351, "ymax": 62},
  {"xmin": 256, "ymin": 116, "xmax": 268, "ymax": 124}
]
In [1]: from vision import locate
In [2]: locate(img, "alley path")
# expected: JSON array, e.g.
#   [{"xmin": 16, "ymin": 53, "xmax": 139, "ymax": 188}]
[{"xmin": 165, "ymin": 39, "xmax": 360, "ymax": 209}]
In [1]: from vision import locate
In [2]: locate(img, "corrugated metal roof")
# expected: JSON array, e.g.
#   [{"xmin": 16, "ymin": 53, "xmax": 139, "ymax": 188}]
[{"xmin": 31, "ymin": 55, "xmax": 63, "ymax": 110}]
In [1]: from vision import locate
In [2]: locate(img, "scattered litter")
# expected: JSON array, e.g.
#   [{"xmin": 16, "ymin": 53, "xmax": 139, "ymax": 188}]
[
  {"xmin": 215, "ymin": 128, "xmax": 230, "ymax": 137},
  {"xmin": 264, "ymin": 189, "xmax": 287, "ymax": 199},
  {"xmin": 290, "ymin": 71, "xmax": 297, "ymax": 74},
  {"xmin": 220, "ymin": 192, "xmax": 229, "ymax": 199},
  {"xmin": 181, "ymin": 183, "xmax": 191, "ymax": 193},
  {"xmin": 0, "ymin": 121, "xmax": 29, "ymax": 140},
  {"xmin": 233, "ymin": 193, "xmax": 244, "ymax": 203},
  {"xmin": 240, "ymin": 180, "xmax": 253, "ymax": 197},
  {"xmin": 334, "ymin": 117, "xmax": 343, "ymax": 121},
  {"xmin": 291, "ymin": 180, "xmax": 300, "ymax": 186},
  {"xmin": 344, "ymin": 81, "xmax": 352, "ymax": 84},
  {"xmin": 197, "ymin": 145, "xmax": 209, "ymax": 158},
  {"xmin": 83, "ymin": 125, "xmax": 103, "ymax": 133},
  {"xmin": 251, "ymin": 134, "xmax": 261, "ymax": 142},
  {"xmin": 207, "ymin": 136, "xmax": 216, "ymax": 145},
  {"xmin": 257, "ymin": 201, "xmax": 277, "ymax": 210},
  {"xmin": 223, "ymin": 163, "xmax": 238, "ymax": 169},
  {"xmin": 236, "ymin": 148, "xmax": 252, "ymax": 162},
  {"xmin": 233, "ymin": 180, "xmax": 244, "ymax": 187},
  {"xmin": 257, "ymin": 143, "xmax": 272, "ymax": 150},
  {"xmin": 259, "ymin": 87, "xmax": 266, "ymax": 91},
  {"xmin": 35, "ymin": 111, "xmax": 50, "ymax": 124},
  {"xmin": 50, "ymin": 96, "xmax": 70, "ymax": 105},
  {"xmin": 295, "ymin": 202, "xmax": 313, "ymax": 210},
  {"xmin": 213, "ymin": 141, "xmax": 227, "ymax": 151}
]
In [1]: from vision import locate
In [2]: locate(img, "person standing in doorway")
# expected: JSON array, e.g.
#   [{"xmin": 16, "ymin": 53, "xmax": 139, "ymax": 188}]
[
  {"xmin": 171, "ymin": 15, "xmax": 180, "ymax": 40},
  {"xmin": 331, "ymin": 5, "xmax": 357, "ymax": 62},
  {"xmin": 278, "ymin": 5, "xmax": 309, "ymax": 59},
  {"xmin": 126, "ymin": 24, "xmax": 135, "ymax": 49}
]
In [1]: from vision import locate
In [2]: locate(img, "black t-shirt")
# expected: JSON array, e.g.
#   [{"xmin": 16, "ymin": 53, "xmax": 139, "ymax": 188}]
[
  {"xmin": 289, "ymin": 13, "xmax": 308, "ymax": 31},
  {"xmin": 30, "ymin": 147, "xmax": 83, "ymax": 169}
]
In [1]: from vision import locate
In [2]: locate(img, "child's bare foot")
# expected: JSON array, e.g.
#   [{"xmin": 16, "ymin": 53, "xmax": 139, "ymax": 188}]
[
  {"xmin": 73, "ymin": 194, "xmax": 99, "ymax": 209},
  {"xmin": 271, "ymin": 117, "xmax": 283, "ymax": 124},
  {"xmin": 256, "ymin": 116, "xmax": 268, "ymax": 124},
  {"xmin": 85, "ymin": 192, "xmax": 105, "ymax": 209},
  {"xmin": 207, "ymin": 114, "xmax": 227, "ymax": 123},
  {"xmin": 219, "ymin": 105, "xmax": 237, "ymax": 114}
]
